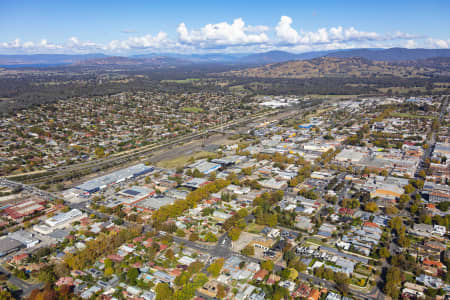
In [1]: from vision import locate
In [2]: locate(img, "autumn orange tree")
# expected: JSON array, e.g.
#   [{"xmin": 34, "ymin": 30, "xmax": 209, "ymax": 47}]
[{"xmin": 152, "ymin": 178, "xmax": 230, "ymax": 224}]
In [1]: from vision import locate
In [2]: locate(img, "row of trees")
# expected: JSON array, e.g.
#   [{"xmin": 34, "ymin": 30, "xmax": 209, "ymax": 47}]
[
  {"xmin": 152, "ymin": 178, "xmax": 230, "ymax": 224},
  {"xmin": 64, "ymin": 226, "xmax": 142, "ymax": 270}
]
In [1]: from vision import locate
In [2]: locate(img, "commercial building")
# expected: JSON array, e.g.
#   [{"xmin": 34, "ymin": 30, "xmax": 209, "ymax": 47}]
[
  {"xmin": 75, "ymin": 164, "xmax": 154, "ymax": 194},
  {"xmin": 3, "ymin": 198, "xmax": 46, "ymax": 220},
  {"xmin": 117, "ymin": 186, "xmax": 155, "ymax": 205},
  {"xmin": 187, "ymin": 160, "xmax": 221, "ymax": 175},
  {"xmin": 182, "ymin": 177, "xmax": 209, "ymax": 189},
  {"xmin": 8, "ymin": 230, "xmax": 39, "ymax": 248},
  {"xmin": 131, "ymin": 195, "xmax": 176, "ymax": 211},
  {"xmin": 0, "ymin": 237, "xmax": 24, "ymax": 257},
  {"xmin": 45, "ymin": 209, "xmax": 83, "ymax": 227}
]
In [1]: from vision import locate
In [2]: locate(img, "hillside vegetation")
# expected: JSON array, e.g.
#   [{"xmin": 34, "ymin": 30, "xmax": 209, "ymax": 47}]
[{"xmin": 221, "ymin": 57, "xmax": 450, "ymax": 79}]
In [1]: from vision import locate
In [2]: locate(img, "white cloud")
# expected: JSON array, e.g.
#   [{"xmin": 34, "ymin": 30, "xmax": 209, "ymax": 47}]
[
  {"xmin": 106, "ymin": 32, "xmax": 169, "ymax": 51},
  {"xmin": 405, "ymin": 40, "xmax": 416, "ymax": 48},
  {"xmin": 275, "ymin": 16, "xmax": 301, "ymax": 44},
  {"xmin": 276, "ymin": 16, "xmax": 382, "ymax": 45},
  {"xmin": 427, "ymin": 38, "xmax": 450, "ymax": 49},
  {"xmin": 177, "ymin": 18, "xmax": 269, "ymax": 48},
  {"xmin": 0, "ymin": 16, "xmax": 445, "ymax": 54}
]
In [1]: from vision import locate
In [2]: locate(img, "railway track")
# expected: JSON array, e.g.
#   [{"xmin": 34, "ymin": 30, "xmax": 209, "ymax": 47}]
[{"xmin": 6, "ymin": 100, "xmax": 320, "ymax": 185}]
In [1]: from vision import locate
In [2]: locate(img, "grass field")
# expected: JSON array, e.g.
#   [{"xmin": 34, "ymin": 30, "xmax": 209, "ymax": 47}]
[
  {"xmin": 182, "ymin": 106, "xmax": 204, "ymax": 113},
  {"xmin": 229, "ymin": 84, "xmax": 246, "ymax": 91},
  {"xmin": 161, "ymin": 78, "xmax": 200, "ymax": 84},
  {"xmin": 305, "ymin": 237, "xmax": 335, "ymax": 248},
  {"xmin": 378, "ymin": 86, "xmax": 426, "ymax": 93},
  {"xmin": 156, "ymin": 151, "xmax": 216, "ymax": 169},
  {"xmin": 355, "ymin": 264, "xmax": 373, "ymax": 276},
  {"xmin": 304, "ymin": 94, "xmax": 359, "ymax": 100},
  {"xmin": 245, "ymin": 223, "xmax": 265, "ymax": 234},
  {"xmin": 391, "ymin": 112, "xmax": 437, "ymax": 119}
]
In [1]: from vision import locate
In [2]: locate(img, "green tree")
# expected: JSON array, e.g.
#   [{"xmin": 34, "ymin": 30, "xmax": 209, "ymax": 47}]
[
  {"xmin": 404, "ymin": 184, "xmax": 415, "ymax": 194},
  {"xmin": 261, "ymin": 260, "xmax": 274, "ymax": 272},
  {"xmin": 384, "ymin": 267, "xmax": 403, "ymax": 299},
  {"xmin": 104, "ymin": 267, "xmax": 114, "ymax": 277},
  {"xmin": 204, "ymin": 232, "xmax": 218, "ymax": 242},
  {"xmin": 176, "ymin": 228, "xmax": 186, "ymax": 237},
  {"xmin": 241, "ymin": 245, "xmax": 255, "ymax": 256},
  {"xmin": 127, "ymin": 268, "xmax": 139, "ymax": 285},
  {"xmin": 192, "ymin": 273, "xmax": 208, "ymax": 287},
  {"xmin": 175, "ymin": 272, "xmax": 191, "ymax": 286},
  {"xmin": 155, "ymin": 283, "xmax": 173, "ymax": 300},
  {"xmin": 189, "ymin": 232, "xmax": 199, "ymax": 241},
  {"xmin": 229, "ymin": 227, "xmax": 241, "ymax": 241},
  {"xmin": 364, "ymin": 201, "xmax": 378, "ymax": 212},
  {"xmin": 335, "ymin": 272, "xmax": 350, "ymax": 296},
  {"xmin": 207, "ymin": 258, "xmax": 224, "ymax": 277},
  {"xmin": 379, "ymin": 247, "xmax": 391, "ymax": 258}
]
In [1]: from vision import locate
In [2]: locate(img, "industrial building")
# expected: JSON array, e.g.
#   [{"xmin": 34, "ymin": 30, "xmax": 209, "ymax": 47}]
[
  {"xmin": 117, "ymin": 186, "xmax": 155, "ymax": 205},
  {"xmin": 187, "ymin": 160, "xmax": 221, "ymax": 175},
  {"xmin": 3, "ymin": 198, "xmax": 46, "ymax": 220},
  {"xmin": 75, "ymin": 164, "xmax": 154, "ymax": 194},
  {"xmin": 0, "ymin": 237, "xmax": 24, "ymax": 257},
  {"xmin": 8, "ymin": 230, "xmax": 39, "ymax": 248},
  {"xmin": 131, "ymin": 195, "xmax": 176, "ymax": 211},
  {"xmin": 45, "ymin": 209, "xmax": 83, "ymax": 227},
  {"xmin": 182, "ymin": 177, "xmax": 210, "ymax": 189}
]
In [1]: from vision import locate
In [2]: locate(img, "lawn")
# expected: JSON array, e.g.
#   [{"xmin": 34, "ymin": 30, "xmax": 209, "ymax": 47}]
[
  {"xmin": 245, "ymin": 223, "xmax": 265, "ymax": 234},
  {"xmin": 404, "ymin": 271, "xmax": 415, "ymax": 283},
  {"xmin": 355, "ymin": 264, "xmax": 372, "ymax": 276},
  {"xmin": 351, "ymin": 277, "xmax": 367, "ymax": 287},
  {"xmin": 390, "ymin": 112, "xmax": 437, "ymax": 120},
  {"xmin": 161, "ymin": 78, "xmax": 200, "ymax": 84},
  {"xmin": 305, "ymin": 238, "xmax": 334, "ymax": 248},
  {"xmin": 156, "ymin": 151, "xmax": 216, "ymax": 169},
  {"xmin": 182, "ymin": 106, "xmax": 204, "ymax": 113}
]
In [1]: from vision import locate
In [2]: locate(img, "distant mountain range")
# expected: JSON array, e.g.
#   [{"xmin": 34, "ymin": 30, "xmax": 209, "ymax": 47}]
[
  {"xmin": 220, "ymin": 56, "xmax": 450, "ymax": 79},
  {"xmin": 0, "ymin": 48, "xmax": 450, "ymax": 67},
  {"xmin": 73, "ymin": 55, "xmax": 190, "ymax": 67},
  {"xmin": 0, "ymin": 53, "xmax": 107, "ymax": 66}
]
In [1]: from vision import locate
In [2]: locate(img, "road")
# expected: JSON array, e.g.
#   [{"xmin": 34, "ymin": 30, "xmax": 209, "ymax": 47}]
[
  {"xmin": 8, "ymin": 99, "xmax": 322, "ymax": 186},
  {"xmin": 415, "ymin": 96, "xmax": 448, "ymax": 177},
  {"xmin": 0, "ymin": 97, "xmax": 390, "ymax": 298},
  {"xmin": 2, "ymin": 175, "xmax": 383, "ymax": 299},
  {"xmin": 7, "ymin": 109, "xmax": 281, "ymax": 185},
  {"xmin": 0, "ymin": 265, "xmax": 43, "ymax": 297}
]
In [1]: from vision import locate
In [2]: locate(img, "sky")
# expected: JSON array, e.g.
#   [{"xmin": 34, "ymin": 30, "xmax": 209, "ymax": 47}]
[{"xmin": 1, "ymin": 0, "xmax": 449, "ymax": 55}]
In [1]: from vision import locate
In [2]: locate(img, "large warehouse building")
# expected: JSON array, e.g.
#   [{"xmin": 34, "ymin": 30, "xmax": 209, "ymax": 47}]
[{"xmin": 75, "ymin": 164, "xmax": 154, "ymax": 194}]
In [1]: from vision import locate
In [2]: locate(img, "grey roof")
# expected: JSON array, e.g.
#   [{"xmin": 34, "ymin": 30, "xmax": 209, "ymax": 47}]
[
  {"xmin": 49, "ymin": 229, "xmax": 70, "ymax": 240},
  {"xmin": 133, "ymin": 196, "xmax": 176, "ymax": 210},
  {"xmin": 0, "ymin": 237, "xmax": 24, "ymax": 256},
  {"xmin": 320, "ymin": 245, "xmax": 369, "ymax": 264},
  {"xmin": 76, "ymin": 164, "xmax": 153, "ymax": 192}
]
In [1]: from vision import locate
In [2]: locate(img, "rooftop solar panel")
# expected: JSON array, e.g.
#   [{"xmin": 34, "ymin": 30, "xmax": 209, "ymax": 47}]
[{"xmin": 123, "ymin": 189, "xmax": 140, "ymax": 196}]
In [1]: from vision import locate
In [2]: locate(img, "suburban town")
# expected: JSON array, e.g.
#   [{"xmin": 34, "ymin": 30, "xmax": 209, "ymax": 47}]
[{"xmin": 0, "ymin": 93, "xmax": 449, "ymax": 300}]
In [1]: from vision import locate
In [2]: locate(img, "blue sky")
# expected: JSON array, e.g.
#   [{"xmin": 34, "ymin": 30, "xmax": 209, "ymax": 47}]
[{"xmin": 1, "ymin": 0, "xmax": 449, "ymax": 54}]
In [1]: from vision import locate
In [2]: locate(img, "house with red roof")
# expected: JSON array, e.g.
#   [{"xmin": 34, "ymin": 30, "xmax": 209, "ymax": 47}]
[
  {"xmin": 253, "ymin": 269, "xmax": 268, "ymax": 282},
  {"xmin": 11, "ymin": 253, "xmax": 28, "ymax": 264},
  {"xmin": 363, "ymin": 221, "xmax": 379, "ymax": 228},
  {"xmin": 107, "ymin": 254, "xmax": 124, "ymax": 263},
  {"xmin": 338, "ymin": 207, "xmax": 354, "ymax": 216},
  {"xmin": 422, "ymin": 258, "xmax": 446, "ymax": 276},
  {"xmin": 266, "ymin": 274, "xmax": 280, "ymax": 285},
  {"xmin": 56, "ymin": 277, "xmax": 74, "ymax": 287},
  {"xmin": 292, "ymin": 283, "xmax": 311, "ymax": 298}
]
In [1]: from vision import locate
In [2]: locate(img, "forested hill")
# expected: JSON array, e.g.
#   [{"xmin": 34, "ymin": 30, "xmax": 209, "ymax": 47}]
[{"xmin": 220, "ymin": 56, "xmax": 450, "ymax": 79}]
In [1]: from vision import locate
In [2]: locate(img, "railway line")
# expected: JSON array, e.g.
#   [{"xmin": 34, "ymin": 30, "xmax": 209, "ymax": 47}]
[{"xmin": 6, "ymin": 100, "xmax": 321, "ymax": 185}]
